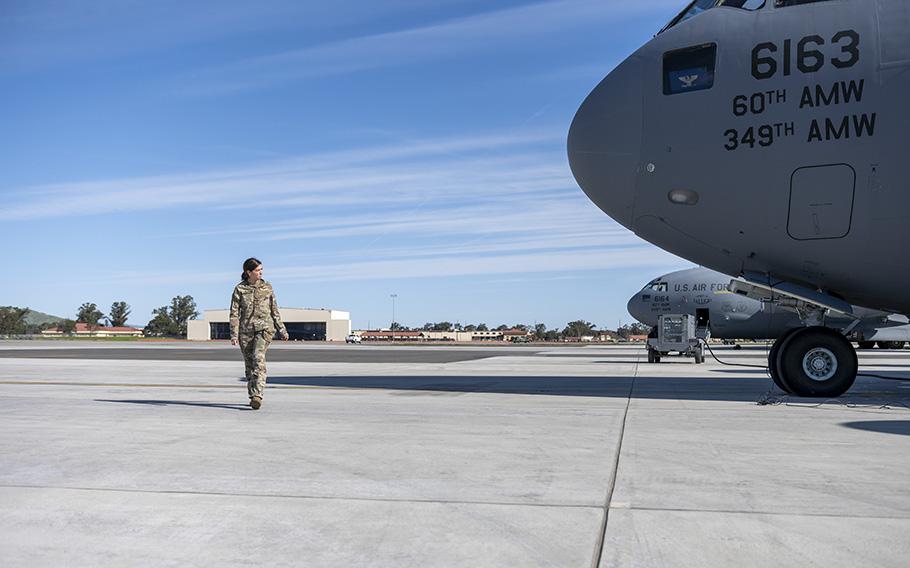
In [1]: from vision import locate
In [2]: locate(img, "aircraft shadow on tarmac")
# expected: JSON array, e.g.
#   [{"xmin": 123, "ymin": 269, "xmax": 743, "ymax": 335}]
[
  {"xmin": 841, "ymin": 421, "xmax": 910, "ymax": 436},
  {"xmin": 96, "ymin": 399, "xmax": 251, "ymax": 411},
  {"xmin": 264, "ymin": 375, "xmax": 910, "ymax": 404}
]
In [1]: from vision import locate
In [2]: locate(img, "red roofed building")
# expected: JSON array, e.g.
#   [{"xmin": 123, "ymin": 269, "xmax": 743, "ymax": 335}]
[
  {"xmin": 360, "ymin": 330, "xmax": 425, "ymax": 341},
  {"xmin": 42, "ymin": 323, "xmax": 144, "ymax": 338},
  {"xmin": 500, "ymin": 328, "xmax": 533, "ymax": 342}
]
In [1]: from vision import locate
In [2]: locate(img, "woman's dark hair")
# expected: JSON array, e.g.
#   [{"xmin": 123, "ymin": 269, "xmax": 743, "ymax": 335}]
[{"xmin": 241, "ymin": 257, "xmax": 262, "ymax": 281}]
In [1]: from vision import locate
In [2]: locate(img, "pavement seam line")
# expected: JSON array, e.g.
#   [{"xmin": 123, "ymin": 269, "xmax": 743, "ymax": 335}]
[
  {"xmin": 590, "ymin": 352, "xmax": 638, "ymax": 568},
  {"xmin": 0, "ymin": 484, "xmax": 603, "ymax": 510},
  {"xmin": 615, "ymin": 505, "xmax": 910, "ymax": 520}
]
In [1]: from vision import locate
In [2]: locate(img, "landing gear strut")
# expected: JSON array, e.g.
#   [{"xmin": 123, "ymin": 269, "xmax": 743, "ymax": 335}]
[{"xmin": 769, "ymin": 327, "xmax": 858, "ymax": 397}]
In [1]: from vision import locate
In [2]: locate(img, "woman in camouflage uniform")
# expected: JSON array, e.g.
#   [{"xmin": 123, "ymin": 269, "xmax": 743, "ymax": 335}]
[{"xmin": 230, "ymin": 258, "xmax": 288, "ymax": 410}]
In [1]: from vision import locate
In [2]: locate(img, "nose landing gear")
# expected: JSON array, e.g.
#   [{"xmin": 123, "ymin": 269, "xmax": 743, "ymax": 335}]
[{"xmin": 769, "ymin": 327, "xmax": 858, "ymax": 397}]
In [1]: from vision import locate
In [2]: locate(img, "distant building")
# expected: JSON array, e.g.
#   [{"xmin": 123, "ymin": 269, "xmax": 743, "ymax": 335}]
[
  {"xmin": 359, "ymin": 330, "xmax": 425, "ymax": 341},
  {"xmin": 500, "ymin": 329, "xmax": 533, "ymax": 342},
  {"xmin": 187, "ymin": 308, "xmax": 351, "ymax": 342},
  {"xmin": 355, "ymin": 328, "xmax": 533, "ymax": 342},
  {"xmin": 41, "ymin": 323, "xmax": 143, "ymax": 338}
]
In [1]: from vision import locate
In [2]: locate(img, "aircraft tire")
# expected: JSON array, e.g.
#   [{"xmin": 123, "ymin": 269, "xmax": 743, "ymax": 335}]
[
  {"xmin": 857, "ymin": 341, "xmax": 875, "ymax": 350},
  {"xmin": 778, "ymin": 327, "xmax": 857, "ymax": 398},
  {"xmin": 647, "ymin": 348, "xmax": 657, "ymax": 364},
  {"xmin": 769, "ymin": 329, "xmax": 801, "ymax": 394}
]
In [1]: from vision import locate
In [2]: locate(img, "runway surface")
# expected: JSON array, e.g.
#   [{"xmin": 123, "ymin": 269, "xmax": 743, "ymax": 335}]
[
  {"xmin": 0, "ymin": 345, "xmax": 502, "ymax": 363},
  {"xmin": 2, "ymin": 342, "xmax": 909, "ymax": 567}
]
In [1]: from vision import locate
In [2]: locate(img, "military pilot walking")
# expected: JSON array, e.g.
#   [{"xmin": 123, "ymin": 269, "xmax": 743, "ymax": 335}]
[{"xmin": 230, "ymin": 257, "xmax": 288, "ymax": 410}]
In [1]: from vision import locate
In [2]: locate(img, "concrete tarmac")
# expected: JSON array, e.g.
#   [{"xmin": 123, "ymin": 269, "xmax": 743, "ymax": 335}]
[{"xmin": 1, "ymin": 342, "xmax": 909, "ymax": 567}]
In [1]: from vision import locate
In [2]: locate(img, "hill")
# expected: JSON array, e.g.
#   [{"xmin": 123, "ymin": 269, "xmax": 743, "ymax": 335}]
[{"xmin": 1, "ymin": 307, "xmax": 66, "ymax": 327}]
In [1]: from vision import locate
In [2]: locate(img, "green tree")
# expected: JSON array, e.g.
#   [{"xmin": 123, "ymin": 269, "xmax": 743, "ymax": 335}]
[
  {"xmin": 390, "ymin": 322, "xmax": 405, "ymax": 331},
  {"xmin": 463, "ymin": 324, "xmax": 477, "ymax": 332},
  {"xmin": 168, "ymin": 295, "xmax": 198, "ymax": 337},
  {"xmin": 144, "ymin": 306, "xmax": 179, "ymax": 337},
  {"xmin": 534, "ymin": 323, "xmax": 548, "ymax": 339},
  {"xmin": 107, "ymin": 301, "xmax": 131, "ymax": 327},
  {"xmin": 0, "ymin": 306, "xmax": 30, "ymax": 335},
  {"xmin": 76, "ymin": 302, "xmax": 104, "ymax": 329},
  {"xmin": 143, "ymin": 295, "xmax": 198, "ymax": 337},
  {"xmin": 477, "ymin": 323, "xmax": 489, "ymax": 331},
  {"xmin": 562, "ymin": 320, "xmax": 595, "ymax": 338},
  {"xmin": 432, "ymin": 322, "xmax": 453, "ymax": 332},
  {"xmin": 59, "ymin": 319, "xmax": 77, "ymax": 335}
]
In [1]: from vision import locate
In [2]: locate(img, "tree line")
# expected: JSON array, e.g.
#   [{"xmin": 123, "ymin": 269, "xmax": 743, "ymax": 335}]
[
  {"xmin": 0, "ymin": 296, "xmax": 199, "ymax": 338},
  {"xmin": 388, "ymin": 320, "xmax": 651, "ymax": 341}
]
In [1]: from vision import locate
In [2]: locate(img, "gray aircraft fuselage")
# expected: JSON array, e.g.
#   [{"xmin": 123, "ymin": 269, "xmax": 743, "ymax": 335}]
[
  {"xmin": 629, "ymin": 266, "xmax": 804, "ymax": 339},
  {"xmin": 627, "ymin": 266, "xmax": 910, "ymax": 341},
  {"xmin": 569, "ymin": 0, "xmax": 910, "ymax": 314}
]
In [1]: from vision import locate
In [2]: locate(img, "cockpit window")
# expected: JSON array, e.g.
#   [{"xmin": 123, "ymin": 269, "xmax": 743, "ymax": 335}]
[
  {"xmin": 645, "ymin": 281, "xmax": 669, "ymax": 292},
  {"xmin": 663, "ymin": 43, "xmax": 717, "ymax": 95},
  {"xmin": 661, "ymin": 0, "xmax": 766, "ymax": 33}
]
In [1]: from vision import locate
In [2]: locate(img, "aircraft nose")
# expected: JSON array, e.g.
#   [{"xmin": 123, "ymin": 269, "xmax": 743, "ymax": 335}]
[
  {"xmin": 568, "ymin": 56, "xmax": 643, "ymax": 229},
  {"xmin": 627, "ymin": 292, "xmax": 645, "ymax": 323}
]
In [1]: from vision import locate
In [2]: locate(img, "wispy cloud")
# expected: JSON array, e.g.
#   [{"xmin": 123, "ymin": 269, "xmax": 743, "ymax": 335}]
[
  {"xmin": 99, "ymin": 246, "xmax": 685, "ymax": 287},
  {"xmin": 0, "ymin": 0, "xmax": 479, "ymax": 73},
  {"xmin": 5, "ymin": 126, "xmax": 687, "ymax": 284},
  {"xmin": 0, "ymin": 130, "xmax": 561, "ymax": 220},
  {"xmin": 175, "ymin": 0, "xmax": 681, "ymax": 95}
]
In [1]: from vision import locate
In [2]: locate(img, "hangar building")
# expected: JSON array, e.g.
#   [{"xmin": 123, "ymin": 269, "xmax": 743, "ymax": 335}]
[{"xmin": 187, "ymin": 308, "xmax": 351, "ymax": 342}]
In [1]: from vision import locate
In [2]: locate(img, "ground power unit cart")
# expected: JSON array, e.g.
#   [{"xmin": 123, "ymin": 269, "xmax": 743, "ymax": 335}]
[{"xmin": 646, "ymin": 314, "xmax": 706, "ymax": 364}]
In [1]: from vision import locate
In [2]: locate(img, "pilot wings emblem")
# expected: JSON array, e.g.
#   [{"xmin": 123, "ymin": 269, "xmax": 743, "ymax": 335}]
[{"xmin": 679, "ymin": 74, "xmax": 699, "ymax": 88}]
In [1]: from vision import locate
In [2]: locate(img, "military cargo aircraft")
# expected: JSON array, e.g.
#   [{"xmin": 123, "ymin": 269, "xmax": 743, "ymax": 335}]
[
  {"xmin": 627, "ymin": 267, "xmax": 910, "ymax": 350},
  {"xmin": 569, "ymin": 0, "xmax": 909, "ymax": 397}
]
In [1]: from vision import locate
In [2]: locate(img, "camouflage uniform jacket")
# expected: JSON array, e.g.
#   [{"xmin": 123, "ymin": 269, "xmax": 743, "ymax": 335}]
[{"xmin": 229, "ymin": 279, "xmax": 287, "ymax": 340}]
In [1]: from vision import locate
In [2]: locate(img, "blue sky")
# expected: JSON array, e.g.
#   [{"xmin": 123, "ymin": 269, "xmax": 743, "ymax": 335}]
[{"xmin": 2, "ymin": 0, "xmax": 692, "ymax": 330}]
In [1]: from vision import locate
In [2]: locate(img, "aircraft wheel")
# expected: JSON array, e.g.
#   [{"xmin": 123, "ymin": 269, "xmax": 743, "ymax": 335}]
[
  {"xmin": 647, "ymin": 348, "xmax": 658, "ymax": 363},
  {"xmin": 768, "ymin": 329, "xmax": 801, "ymax": 393},
  {"xmin": 857, "ymin": 341, "xmax": 875, "ymax": 350},
  {"xmin": 694, "ymin": 345, "xmax": 705, "ymax": 364},
  {"xmin": 778, "ymin": 327, "xmax": 857, "ymax": 398}
]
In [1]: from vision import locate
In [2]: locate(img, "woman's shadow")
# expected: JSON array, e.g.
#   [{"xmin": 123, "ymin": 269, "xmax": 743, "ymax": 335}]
[{"xmin": 96, "ymin": 399, "xmax": 251, "ymax": 411}]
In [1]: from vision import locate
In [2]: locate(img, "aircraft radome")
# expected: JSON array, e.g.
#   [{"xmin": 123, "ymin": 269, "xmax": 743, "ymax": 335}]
[{"xmin": 568, "ymin": 0, "xmax": 910, "ymax": 397}]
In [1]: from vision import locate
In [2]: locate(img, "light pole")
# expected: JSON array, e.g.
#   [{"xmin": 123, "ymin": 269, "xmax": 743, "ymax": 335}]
[{"xmin": 390, "ymin": 294, "xmax": 398, "ymax": 334}]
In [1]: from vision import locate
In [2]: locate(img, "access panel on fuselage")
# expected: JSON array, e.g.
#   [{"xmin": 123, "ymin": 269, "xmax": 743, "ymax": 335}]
[{"xmin": 787, "ymin": 164, "xmax": 855, "ymax": 240}]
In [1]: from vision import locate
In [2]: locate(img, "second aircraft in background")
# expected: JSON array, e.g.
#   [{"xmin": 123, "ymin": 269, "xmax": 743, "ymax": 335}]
[{"xmin": 627, "ymin": 267, "xmax": 910, "ymax": 349}]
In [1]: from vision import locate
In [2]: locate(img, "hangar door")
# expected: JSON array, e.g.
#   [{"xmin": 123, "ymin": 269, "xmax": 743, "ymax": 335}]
[
  {"xmin": 787, "ymin": 164, "xmax": 855, "ymax": 240},
  {"xmin": 286, "ymin": 322, "xmax": 326, "ymax": 341}
]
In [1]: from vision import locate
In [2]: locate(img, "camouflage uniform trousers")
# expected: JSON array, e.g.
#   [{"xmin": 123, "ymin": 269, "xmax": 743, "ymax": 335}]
[{"xmin": 239, "ymin": 329, "xmax": 273, "ymax": 399}]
